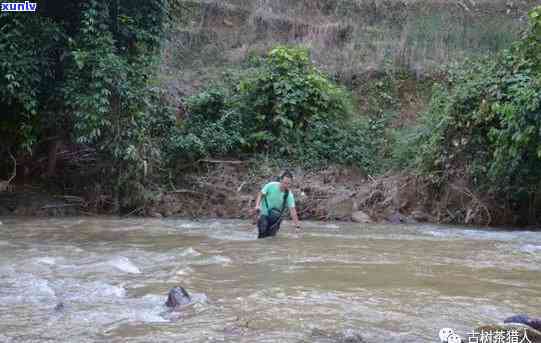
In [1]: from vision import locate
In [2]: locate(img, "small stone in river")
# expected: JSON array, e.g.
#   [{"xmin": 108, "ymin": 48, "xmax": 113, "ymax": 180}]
[
  {"xmin": 165, "ymin": 286, "xmax": 191, "ymax": 308},
  {"xmin": 504, "ymin": 314, "xmax": 541, "ymax": 332}
]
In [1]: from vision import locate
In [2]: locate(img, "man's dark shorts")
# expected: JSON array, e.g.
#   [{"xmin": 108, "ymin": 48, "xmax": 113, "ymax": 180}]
[{"xmin": 257, "ymin": 215, "xmax": 282, "ymax": 239}]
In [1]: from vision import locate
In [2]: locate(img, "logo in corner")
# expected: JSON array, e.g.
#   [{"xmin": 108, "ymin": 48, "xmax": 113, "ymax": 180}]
[
  {"xmin": 1, "ymin": 2, "xmax": 38, "ymax": 12},
  {"xmin": 439, "ymin": 328, "xmax": 462, "ymax": 343}
]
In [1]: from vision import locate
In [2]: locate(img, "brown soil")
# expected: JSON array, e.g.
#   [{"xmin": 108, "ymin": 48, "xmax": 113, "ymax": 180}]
[
  {"xmin": 143, "ymin": 161, "xmax": 501, "ymax": 226},
  {"xmin": 0, "ymin": 160, "xmax": 521, "ymax": 227}
]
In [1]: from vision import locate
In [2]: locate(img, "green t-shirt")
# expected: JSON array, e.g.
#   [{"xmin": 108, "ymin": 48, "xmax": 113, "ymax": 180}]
[{"xmin": 259, "ymin": 181, "xmax": 295, "ymax": 216}]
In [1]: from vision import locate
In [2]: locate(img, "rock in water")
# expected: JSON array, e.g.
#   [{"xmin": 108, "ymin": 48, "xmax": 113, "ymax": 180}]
[
  {"xmin": 386, "ymin": 211, "xmax": 414, "ymax": 224},
  {"xmin": 411, "ymin": 210, "xmax": 431, "ymax": 222},
  {"xmin": 351, "ymin": 211, "xmax": 372, "ymax": 224},
  {"xmin": 505, "ymin": 314, "xmax": 541, "ymax": 332},
  {"xmin": 532, "ymin": 320, "xmax": 541, "ymax": 332},
  {"xmin": 165, "ymin": 286, "xmax": 191, "ymax": 308},
  {"xmin": 148, "ymin": 211, "xmax": 163, "ymax": 218},
  {"xmin": 54, "ymin": 302, "xmax": 65, "ymax": 312}
]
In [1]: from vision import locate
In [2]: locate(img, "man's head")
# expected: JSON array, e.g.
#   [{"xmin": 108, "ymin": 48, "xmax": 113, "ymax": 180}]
[{"xmin": 279, "ymin": 170, "xmax": 293, "ymax": 191}]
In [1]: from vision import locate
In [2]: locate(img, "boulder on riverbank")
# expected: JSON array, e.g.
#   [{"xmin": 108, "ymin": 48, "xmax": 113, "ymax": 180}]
[
  {"xmin": 351, "ymin": 211, "xmax": 372, "ymax": 224},
  {"xmin": 504, "ymin": 315, "xmax": 541, "ymax": 332}
]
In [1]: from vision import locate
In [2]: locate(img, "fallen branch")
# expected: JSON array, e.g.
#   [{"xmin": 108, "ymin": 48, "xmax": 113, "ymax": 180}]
[
  {"xmin": 360, "ymin": 189, "xmax": 384, "ymax": 207},
  {"xmin": 122, "ymin": 206, "xmax": 144, "ymax": 217},
  {"xmin": 55, "ymin": 195, "xmax": 85, "ymax": 203},
  {"xmin": 168, "ymin": 189, "xmax": 207, "ymax": 196},
  {"xmin": 197, "ymin": 181, "xmax": 231, "ymax": 195},
  {"xmin": 237, "ymin": 181, "xmax": 246, "ymax": 193},
  {"xmin": 41, "ymin": 203, "xmax": 79, "ymax": 209},
  {"xmin": 200, "ymin": 159, "xmax": 244, "ymax": 164},
  {"xmin": 450, "ymin": 184, "xmax": 492, "ymax": 225}
]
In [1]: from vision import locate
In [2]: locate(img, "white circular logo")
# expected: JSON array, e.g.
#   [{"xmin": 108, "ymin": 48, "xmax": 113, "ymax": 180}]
[
  {"xmin": 439, "ymin": 328, "xmax": 462, "ymax": 343},
  {"xmin": 439, "ymin": 328, "xmax": 455, "ymax": 342},
  {"xmin": 447, "ymin": 333, "xmax": 462, "ymax": 343}
]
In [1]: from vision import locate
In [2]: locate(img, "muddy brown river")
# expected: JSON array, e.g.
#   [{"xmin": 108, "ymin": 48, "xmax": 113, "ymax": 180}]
[{"xmin": 0, "ymin": 217, "xmax": 540, "ymax": 342}]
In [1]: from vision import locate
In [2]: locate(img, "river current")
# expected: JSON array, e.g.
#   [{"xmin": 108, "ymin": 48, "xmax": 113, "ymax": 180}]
[{"xmin": 0, "ymin": 217, "xmax": 540, "ymax": 342}]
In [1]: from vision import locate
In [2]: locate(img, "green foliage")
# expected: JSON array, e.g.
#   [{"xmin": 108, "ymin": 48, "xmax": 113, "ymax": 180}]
[
  {"xmin": 1, "ymin": 0, "xmax": 171, "ymax": 212},
  {"xmin": 362, "ymin": 77, "xmax": 400, "ymax": 116},
  {"xmin": 407, "ymin": 6, "xmax": 541, "ymax": 198},
  {"xmin": 169, "ymin": 46, "xmax": 381, "ymax": 171},
  {"xmin": 387, "ymin": 125, "xmax": 424, "ymax": 170},
  {"xmin": 0, "ymin": 11, "xmax": 65, "ymax": 151},
  {"xmin": 239, "ymin": 47, "xmax": 353, "ymax": 141},
  {"xmin": 178, "ymin": 47, "xmax": 355, "ymax": 155},
  {"xmin": 295, "ymin": 117, "xmax": 386, "ymax": 172},
  {"xmin": 521, "ymin": 6, "xmax": 541, "ymax": 69},
  {"xmin": 63, "ymin": 1, "xmax": 154, "ymax": 162}
]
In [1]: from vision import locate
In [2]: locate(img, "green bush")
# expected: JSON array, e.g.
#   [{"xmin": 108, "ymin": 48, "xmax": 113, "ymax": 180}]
[
  {"xmin": 387, "ymin": 125, "xmax": 424, "ymax": 171},
  {"xmin": 170, "ymin": 46, "xmax": 382, "ymax": 171},
  {"xmin": 1, "ymin": 0, "xmax": 171, "ymax": 212},
  {"xmin": 296, "ymin": 118, "xmax": 386, "ymax": 173},
  {"xmin": 0, "ymin": 13, "xmax": 65, "ymax": 152},
  {"xmin": 407, "ymin": 6, "xmax": 541, "ymax": 200}
]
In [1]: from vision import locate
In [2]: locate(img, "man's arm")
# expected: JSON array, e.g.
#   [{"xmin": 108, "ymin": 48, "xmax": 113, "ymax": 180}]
[
  {"xmin": 290, "ymin": 207, "xmax": 301, "ymax": 230},
  {"xmin": 254, "ymin": 192, "xmax": 264, "ymax": 214},
  {"xmin": 255, "ymin": 182, "xmax": 271, "ymax": 215}
]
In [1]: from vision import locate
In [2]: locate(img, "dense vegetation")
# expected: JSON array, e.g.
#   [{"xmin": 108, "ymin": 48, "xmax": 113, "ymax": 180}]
[
  {"xmin": 393, "ymin": 6, "xmax": 541, "ymax": 224},
  {"xmin": 1, "ymin": 0, "xmax": 540, "ymax": 223},
  {"xmin": 1, "ymin": 0, "xmax": 174, "ymax": 210},
  {"xmin": 169, "ymin": 47, "xmax": 385, "ymax": 172}
]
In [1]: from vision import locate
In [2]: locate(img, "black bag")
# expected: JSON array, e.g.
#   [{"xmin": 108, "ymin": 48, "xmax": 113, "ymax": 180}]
[
  {"xmin": 264, "ymin": 189, "xmax": 289, "ymax": 226},
  {"xmin": 267, "ymin": 208, "xmax": 283, "ymax": 226}
]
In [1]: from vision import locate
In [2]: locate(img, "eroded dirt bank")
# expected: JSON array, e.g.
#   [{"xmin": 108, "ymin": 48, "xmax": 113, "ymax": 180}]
[{"xmin": 0, "ymin": 161, "xmax": 524, "ymax": 228}]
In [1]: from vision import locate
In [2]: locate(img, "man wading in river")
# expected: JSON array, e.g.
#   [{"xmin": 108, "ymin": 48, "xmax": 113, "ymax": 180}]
[{"xmin": 254, "ymin": 171, "xmax": 301, "ymax": 238}]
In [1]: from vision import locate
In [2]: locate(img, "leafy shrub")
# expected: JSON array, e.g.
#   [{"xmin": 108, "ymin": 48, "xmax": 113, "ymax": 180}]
[
  {"xmin": 296, "ymin": 117, "xmax": 386, "ymax": 172},
  {"xmin": 170, "ymin": 46, "xmax": 381, "ymax": 170},
  {"xmin": 1, "ymin": 0, "xmax": 171, "ymax": 212},
  {"xmin": 387, "ymin": 125, "xmax": 424, "ymax": 171},
  {"xmin": 0, "ymin": 14, "xmax": 65, "ymax": 151},
  {"xmin": 408, "ymin": 6, "xmax": 541, "ymax": 200}
]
